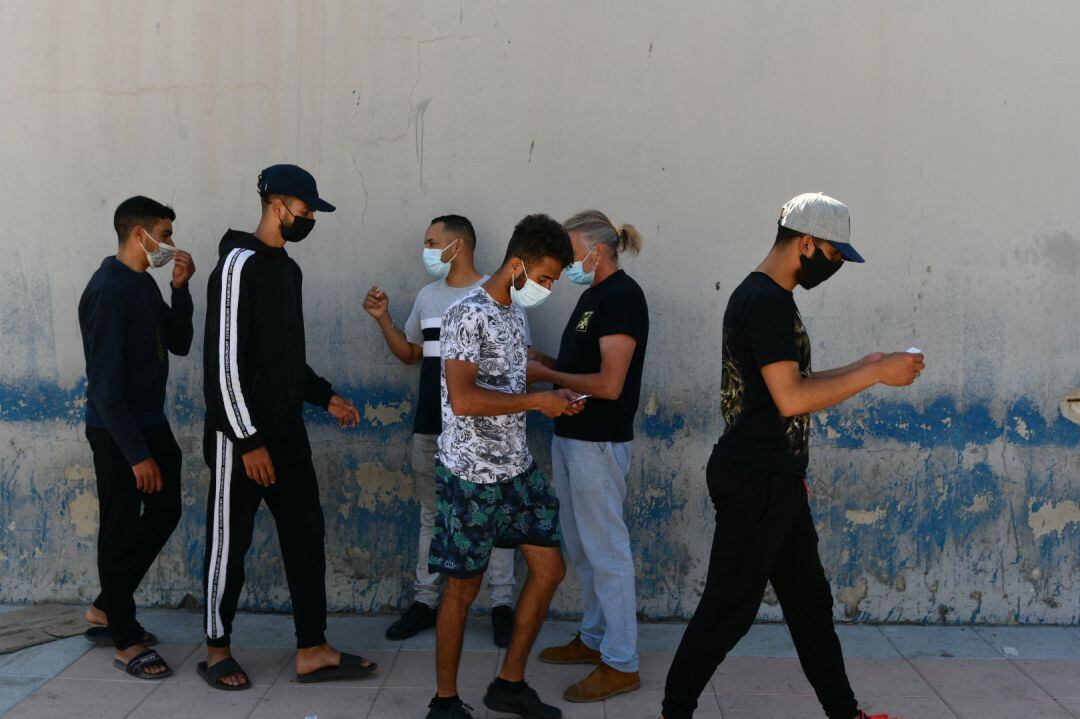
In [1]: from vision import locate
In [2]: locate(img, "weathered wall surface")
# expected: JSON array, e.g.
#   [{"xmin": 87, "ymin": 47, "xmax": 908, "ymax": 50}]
[{"xmin": 1, "ymin": 1, "xmax": 1077, "ymax": 624}]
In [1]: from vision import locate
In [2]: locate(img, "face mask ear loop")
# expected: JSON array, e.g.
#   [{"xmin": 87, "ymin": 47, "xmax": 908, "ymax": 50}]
[{"xmin": 442, "ymin": 238, "xmax": 461, "ymax": 265}]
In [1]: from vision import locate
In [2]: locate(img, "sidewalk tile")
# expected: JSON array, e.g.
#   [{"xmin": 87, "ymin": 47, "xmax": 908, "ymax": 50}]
[
  {"xmin": 846, "ymin": 657, "xmax": 937, "ymax": 697},
  {"xmin": 638, "ymin": 653, "xmax": 687, "ymax": 694},
  {"xmin": 946, "ymin": 696, "xmax": 1075, "ymax": 718},
  {"xmin": 383, "ymin": 649, "xmax": 497, "ymax": 690},
  {"xmin": 370, "ymin": 688, "xmax": 437, "ymax": 719},
  {"xmin": 0, "ymin": 676, "xmax": 49, "ymax": 716},
  {"xmin": 834, "ymin": 624, "xmax": 903, "ymax": 658},
  {"xmin": 607, "ymin": 691, "xmax": 720, "ymax": 719},
  {"xmin": 0, "ymin": 635, "xmax": 91, "ymax": 678},
  {"xmin": 400, "ymin": 616, "xmax": 505, "ymax": 652},
  {"xmin": 5, "ymin": 677, "xmax": 157, "ymax": 718},
  {"xmin": 330, "ymin": 614, "xmax": 414, "ymax": 652},
  {"xmin": 881, "ymin": 626, "xmax": 1000, "ymax": 658},
  {"xmin": 636, "ymin": 622, "xmax": 689, "ymax": 654},
  {"xmin": 711, "ymin": 657, "xmax": 813, "ymax": 696},
  {"xmin": 57, "ymin": 642, "xmax": 197, "ymax": 681},
  {"xmin": 248, "ymin": 684, "xmax": 379, "ymax": 719},
  {"xmin": 911, "ymin": 658, "xmax": 1050, "ymax": 698},
  {"xmin": 1057, "ymin": 696, "xmax": 1080, "ymax": 716},
  {"xmin": 274, "ymin": 649, "xmax": 397, "ymax": 688},
  {"xmin": 716, "ymin": 692, "xmax": 825, "ymax": 717},
  {"xmin": 126, "ymin": 679, "xmax": 271, "ymax": 719},
  {"xmin": 728, "ymin": 623, "xmax": 796, "ymax": 657},
  {"xmin": 858, "ymin": 696, "xmax": 958, "ymax": 718},
  {"xmin": 975, "ymin": 626, "xmax": 1080, "ymax": 660},
  {"xmin": 165, "ymin": 646, "xmax": 293, "ymax": 686},
  {"xmin": 1011, "ymin": 659, "xmax": 1080, "ymax": 698},
  {"xmin": 136, "ymin": 607, "xmax": 205, "ymax": 644}
]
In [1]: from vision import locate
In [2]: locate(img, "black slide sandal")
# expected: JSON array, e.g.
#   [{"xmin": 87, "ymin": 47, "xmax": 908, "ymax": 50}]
[
  {"xmin": 295, "ymin": 652, "xmax": 378, "ymax": 683},
  {"xmin": 197, "ymin": 658, "xmax": 252, "ymax": 691},
  {"xmin": 114, "ymin": 649, "xmax": 172, "ymax": 680},
  {"xmin": 85, "ymin": 627, "xmax": 158, "ymax": 646}
]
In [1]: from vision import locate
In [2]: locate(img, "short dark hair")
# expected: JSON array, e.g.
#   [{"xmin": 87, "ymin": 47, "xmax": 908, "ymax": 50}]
[
  {"xmin": 431, "ymin": 214, "xmax": 476, "ymax": 248},
  {"xmin": 502, "ymin": 213, "xmax": 574, "ymax": 268},
  {"xmin": 114, "ymin": 196, "xmax": 175, "ymax": 244},
  {"xmin": 774, "ymin": 222, "xmax": 809, "ymax": 247}
]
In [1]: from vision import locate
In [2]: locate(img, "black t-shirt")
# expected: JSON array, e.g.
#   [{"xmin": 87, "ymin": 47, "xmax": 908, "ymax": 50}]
[
  {"xmin": 553, "ymin": 270, "xmax": 649, "ymax": 442},
  {"xmin": 713, "ymin": 272, "xmax": 811, "ymax": 476}
]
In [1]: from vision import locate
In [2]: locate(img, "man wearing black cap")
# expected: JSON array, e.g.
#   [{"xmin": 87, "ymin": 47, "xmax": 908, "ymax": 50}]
[
  {"xmin": 199, "ymin": 164, "xmax": 374, "ymax": 690},
  {"xmin": 661, "ymin": 193, "xmax": 925, "ymax": 719}
]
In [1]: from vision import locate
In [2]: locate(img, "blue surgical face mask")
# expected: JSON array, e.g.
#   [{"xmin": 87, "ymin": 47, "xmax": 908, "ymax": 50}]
[
  {"xmin": 565, "ymin": 246, "xmax": 597, "ymax": 285},
  {"xmin": 422, "ymin": 238, "xmax": 459, "ymax": 278},
  {"xmin": 509, "ymin": 263, "xmax": 551, "ymax": 308}
]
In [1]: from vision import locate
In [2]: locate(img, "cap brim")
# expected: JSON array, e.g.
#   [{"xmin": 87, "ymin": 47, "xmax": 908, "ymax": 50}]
[
  {"xmin": 831, "ymin": 241, "xmax": 864, "ymax": 263},
  {"xmin": 302, "ymin": 195, "xmax": 336, "ymax": 213}
]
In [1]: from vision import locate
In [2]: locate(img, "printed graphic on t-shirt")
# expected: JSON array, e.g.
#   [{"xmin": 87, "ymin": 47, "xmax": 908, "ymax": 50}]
[
  {"xmin": 575, "ymin": 311, "xmax": 594, "ymax": 333},
  {"xmin": 786, "ymin": 316, "xmax": 812, "ymax": 455},
  {"xmin": 438, "ymin": 288, "xmax": 533, "ymax": 484}
]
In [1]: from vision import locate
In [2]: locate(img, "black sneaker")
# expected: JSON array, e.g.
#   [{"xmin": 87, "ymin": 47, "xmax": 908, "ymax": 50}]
[
  {"xmin": 426, "ymin": 696, "xmax": 474, "ymax": 719},
  {"xmin": 385, "ymin": 601, "xmax": 437, "ymax": 640},
  {"xmin": 483, "ymin": 680, "xmax": 561, "ymax": 719},
  {"xmin": 491, "ymin": 605, "xmax": 515, "ymax": 648}
]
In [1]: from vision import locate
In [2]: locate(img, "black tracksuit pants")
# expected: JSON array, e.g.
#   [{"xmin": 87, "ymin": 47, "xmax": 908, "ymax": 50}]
[
  {"xmin": 662, "ymin": 448, "xmax": 859, "ymax": 719},
  {"xmin": 202, "ymin": 424, "xmax": 327, "ymax": 649},
  {"xmin": 86, "ymin": 423, "xmax": 182, "ymax": 651}
]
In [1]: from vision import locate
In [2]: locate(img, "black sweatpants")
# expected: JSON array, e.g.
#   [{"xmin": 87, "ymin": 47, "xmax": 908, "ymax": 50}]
[
  {"xmin": 662, "ymin": 449, "xmax": 859, "ymax": 719},
  {"xmin": 86, "ymin": 423, "xmax": 182, "ymax": 651},
  {"xmin": 202, "ymin": 425, "xmax": 327, "ymax": 648}
]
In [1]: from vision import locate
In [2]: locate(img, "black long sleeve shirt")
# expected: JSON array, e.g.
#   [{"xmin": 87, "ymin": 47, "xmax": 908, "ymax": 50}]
[{"xmin": 78, "ymin": 256, "xmax": 194, "ymax": 465}]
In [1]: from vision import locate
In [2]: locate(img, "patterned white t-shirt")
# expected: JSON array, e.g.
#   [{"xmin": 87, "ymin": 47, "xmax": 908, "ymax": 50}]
[{"xmin": 437, "ymin": 287, "xmax": 532, "ymax": 484}]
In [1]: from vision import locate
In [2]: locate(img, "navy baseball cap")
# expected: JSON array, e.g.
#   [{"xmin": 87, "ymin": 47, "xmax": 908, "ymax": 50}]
[{"xmin": 257, "ymin": 164, "xmax": 336, "ymax": 213}]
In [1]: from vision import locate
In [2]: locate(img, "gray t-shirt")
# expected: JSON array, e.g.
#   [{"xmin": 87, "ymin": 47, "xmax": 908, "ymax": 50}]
[
  {"xmin": 404, "ymin": 276, "xmax": 488, "ymax": 435},
  {"xmin": 438, "ymin": 287, "xmax": 533, "ymax": 484}
]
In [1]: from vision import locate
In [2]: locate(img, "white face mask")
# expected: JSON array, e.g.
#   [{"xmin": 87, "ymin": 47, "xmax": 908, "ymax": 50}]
[
  {"xmin": 509, "ymin": 263, "xmax": 551, "ymax": 309},
  {"xmin": 422, "ymin": 238, "xmax": 459, "ymax": 278},
  {"xmin": 142, "ymin": 230, "xmax": 176, "ymax": 268}
]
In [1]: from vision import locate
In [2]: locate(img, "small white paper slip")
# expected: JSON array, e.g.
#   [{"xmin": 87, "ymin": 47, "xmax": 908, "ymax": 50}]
[{"xmin": 907, "ymin": 347, "xmax": 923, "ymax": 354}]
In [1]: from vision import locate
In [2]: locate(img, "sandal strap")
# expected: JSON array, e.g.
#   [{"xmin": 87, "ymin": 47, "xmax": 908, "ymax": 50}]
[
  {"xmin": 207, "ymin": 657, "xmax": 247, "ymax": 683},
  {"xmin": 127, "ymin": 649, "xmax": 166, "ymax": 673}
]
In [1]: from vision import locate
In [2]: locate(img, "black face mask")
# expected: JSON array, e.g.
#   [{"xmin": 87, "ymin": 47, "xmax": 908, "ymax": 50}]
[
  {"xmin": 798, "ymin": 245, "xmax": 843, "ymax": 290},
  {"xmin": 280, "ymin": 206, "xmax": 315, "ymax": 243}
]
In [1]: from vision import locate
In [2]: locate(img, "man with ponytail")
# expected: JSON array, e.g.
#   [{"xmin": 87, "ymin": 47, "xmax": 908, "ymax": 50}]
[{"xmin": 529, "ymin": 210, "xmax": 650, "ymax": 702}]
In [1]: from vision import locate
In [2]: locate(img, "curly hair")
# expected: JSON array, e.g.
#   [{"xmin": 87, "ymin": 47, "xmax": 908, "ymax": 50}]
[{"xmin": 502, "ymin": 213, "xmax": 574, "ymax": 268}]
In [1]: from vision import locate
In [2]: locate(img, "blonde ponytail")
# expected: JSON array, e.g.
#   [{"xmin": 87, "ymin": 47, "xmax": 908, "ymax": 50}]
[{"xmin": 564, "ymin": 210, "xmax": 644, "ymax": 259}]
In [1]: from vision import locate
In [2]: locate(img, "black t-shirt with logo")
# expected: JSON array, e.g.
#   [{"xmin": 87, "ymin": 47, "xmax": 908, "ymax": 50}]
[
  {"xmin": 554, "ymin": 270, "xmax": 649, "ymax": 443},
  {"xmin": 714, "ymin": 271, "xmax": 812, "ymax": 476}
]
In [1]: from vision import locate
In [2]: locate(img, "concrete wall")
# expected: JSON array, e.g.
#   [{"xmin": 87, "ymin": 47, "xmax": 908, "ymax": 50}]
[{"xmin": 1, "ymin": 1, "xmax": 1077, "ymax": 625}]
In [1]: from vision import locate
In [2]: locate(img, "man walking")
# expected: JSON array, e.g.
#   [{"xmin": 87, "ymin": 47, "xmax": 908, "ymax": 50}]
[
  {"xmin": 362, "ymin": 214, "xmax": 518, "ymax": 646},
  {"xmin": 427, "ymin": 214, "xmax": 581, "ymax": 719},
  {"xmin": 660, "ymin": 193, "xmax": 923, "ymax": 719},
  {"xmin": 530, "ymin": 211, "xmax": 649, "ymax": 701},
  {"xmin": 199, "ymin": 164, "xmax": 373, "ymax": 690},
  {"xmin": 78, "ymin": 196, "xmax": 195, "ymax": 679}
]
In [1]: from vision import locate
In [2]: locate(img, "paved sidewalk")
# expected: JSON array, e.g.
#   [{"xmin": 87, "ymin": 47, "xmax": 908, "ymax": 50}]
[{"xmin": 1, "ymin": 607, "xmax": 1078, "ymax": 718}]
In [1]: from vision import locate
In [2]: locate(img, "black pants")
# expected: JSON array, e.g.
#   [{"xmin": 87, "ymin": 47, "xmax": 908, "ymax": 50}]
[
  {"xmin": 86, "ymin": 423, "xmax": 182, "ymax": 651},
  {"xmin": 662, "ymin": 449, "xmax": 858, "ymax": 719},
  {"xmin": 202, "ymin": 426, "xmax": 327, "ymax": 648}
]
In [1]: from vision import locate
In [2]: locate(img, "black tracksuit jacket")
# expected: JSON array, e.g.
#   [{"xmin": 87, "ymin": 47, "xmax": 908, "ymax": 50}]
[{"xmin": 202, "ymin": 230, "xmax": 334, "ymax": 454}]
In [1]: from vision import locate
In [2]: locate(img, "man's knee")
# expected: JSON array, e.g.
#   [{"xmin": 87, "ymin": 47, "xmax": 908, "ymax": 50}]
[
  {"xmin": 444, "ymin": 575, "xmax": 484, "ymax": 604},
  {"xmin": 529, "ymin": 548, "xmax": 566, "ymax": 589}
]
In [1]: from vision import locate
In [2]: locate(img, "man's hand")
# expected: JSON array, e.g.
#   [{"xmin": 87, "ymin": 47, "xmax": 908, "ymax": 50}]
[
  {"xmin": 362, "ymin": 286, "xmax": 389, "ymax": 321},
  {"xmin": 243, "ymin": 447, "xmax": 276, "ymax": 486},
  {"xmin": 328, "ymin": 394, "xmax": 361, "ymax": 428},
  {"xmin": 171, "ymin": 250, "xmax": 196, "ymax": 289},
  {"xmin": 876, "ymin": 352, "xmax": 926, "ymax": 387},
  {"xmin": 131, "ymin": 458, "xmax": 163, "ymax": 493},
  {"xmin": 556, "ymin": 388, "xmax": 587, "ymax": 416},
  {"xmin": 860, "ymin": 352, "xmax": 886, "ymax": 366},
  {"xmin": 527, "ymin": 359, "xmax": 551, "ymax": 384},
  {"xmin": 534, "ymin": 390, "xmax": 577, "ymax": 418}
]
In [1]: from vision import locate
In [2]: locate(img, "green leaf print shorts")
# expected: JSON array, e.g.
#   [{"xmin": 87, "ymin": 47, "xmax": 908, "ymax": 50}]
[{"xmin": 429, "ymin": 462, "xmax": 561, "ymax": 578}]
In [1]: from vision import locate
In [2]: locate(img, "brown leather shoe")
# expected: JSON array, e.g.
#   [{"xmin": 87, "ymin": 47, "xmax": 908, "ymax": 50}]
[
  {"xmin": 563, "ymin": 662, "xmax": 641, "ymax": 703},
  {"xmin": 538, "ymin": 633, "xmax": 601, "ymax": 665}
]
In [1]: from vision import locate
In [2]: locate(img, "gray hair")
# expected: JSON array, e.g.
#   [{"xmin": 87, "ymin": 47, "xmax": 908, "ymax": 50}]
[{"xmin": 563, "ymin": 210, "xmax": 643, "ymax": 258}]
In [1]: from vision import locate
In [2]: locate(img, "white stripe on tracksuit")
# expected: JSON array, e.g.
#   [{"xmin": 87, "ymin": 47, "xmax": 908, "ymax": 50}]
[
  {"xmin": 207, "ymin": 247, "xmax": 255, "ymax": 639},
  {"xmin": 218, "ymin": 248, "xmax": 257, "ymax": 439},
  {"xmin": 207, "ymin": 431, "xmax": 233, "ymax": 639}
]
